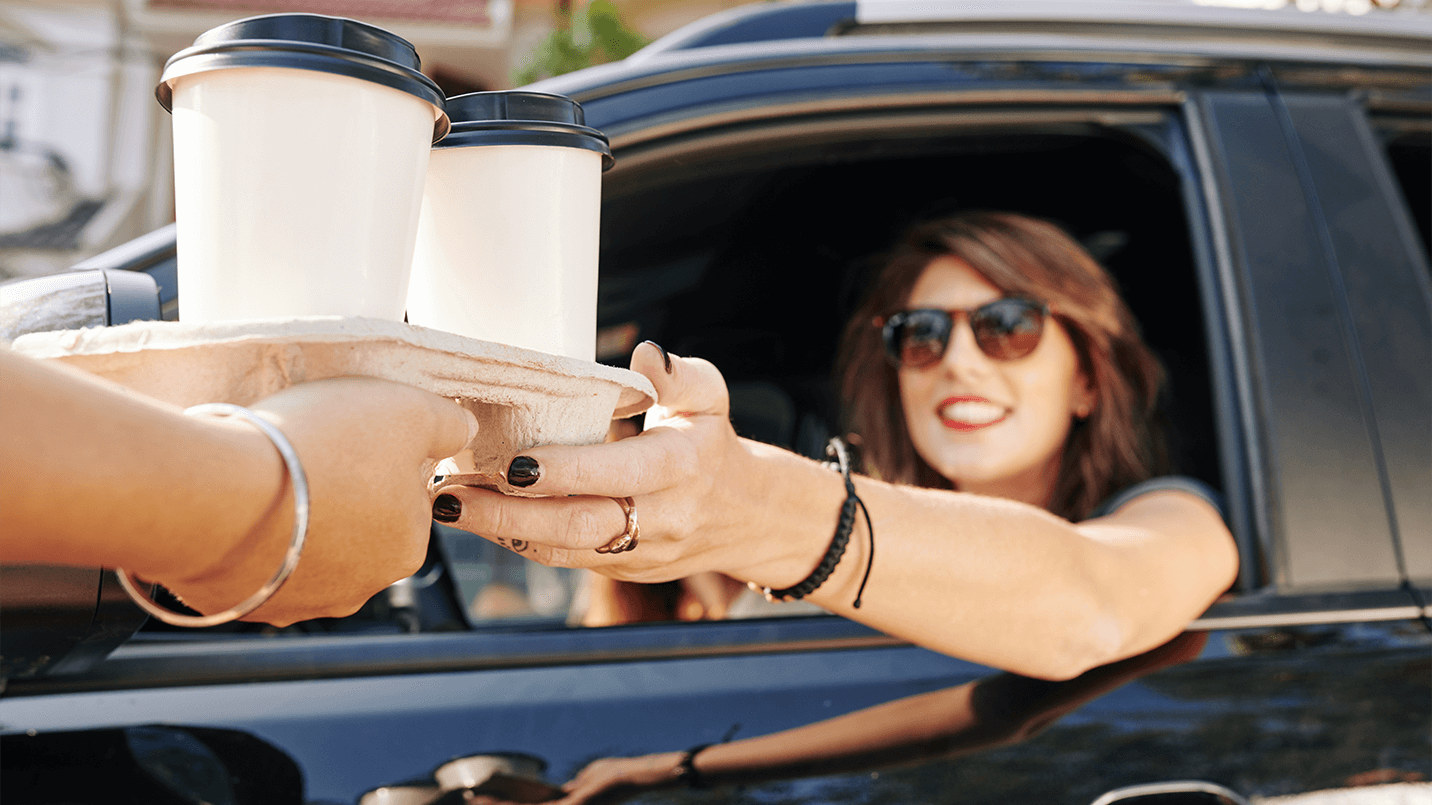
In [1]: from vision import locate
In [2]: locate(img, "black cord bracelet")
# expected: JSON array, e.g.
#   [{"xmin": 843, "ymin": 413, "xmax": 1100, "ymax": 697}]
[
  {"xmin": 676, "ymin": 743, "xmax": 713, "ymax": 789},
  {"xmin": 676, "ymin": 723, "xmax": 740, "ymax": 790},
  {"xmin": 755, "ymin": 437, "xmax": 875, "ymax": 607}
]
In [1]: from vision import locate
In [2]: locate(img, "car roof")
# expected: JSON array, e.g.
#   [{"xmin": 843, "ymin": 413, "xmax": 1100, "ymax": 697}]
[
  {"xmin": 529, "ymin": 0, "xmax": 1432, "ymax": 99},
  {"xmin": 648, "ymin": 0, "xmax": 1432, "ymax": 48},
  {"xmin": 852, "ymin": 0, "xmax": 1432, "ymax": 35}
]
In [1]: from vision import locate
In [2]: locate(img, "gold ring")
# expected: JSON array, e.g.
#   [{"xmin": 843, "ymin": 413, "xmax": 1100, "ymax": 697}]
[{"xmin": 596, "ymin": 496, "xmax": 639, "ymax": 554}]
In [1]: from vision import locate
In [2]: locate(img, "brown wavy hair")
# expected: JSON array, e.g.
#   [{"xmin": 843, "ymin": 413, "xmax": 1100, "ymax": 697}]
[{"xmin": 836, "ymin": 211, "xmax": 1168, "ymax": 521}]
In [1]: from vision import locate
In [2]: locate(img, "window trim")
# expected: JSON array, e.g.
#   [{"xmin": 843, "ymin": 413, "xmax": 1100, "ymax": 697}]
[{"xmin": 1191, "ymin": 588, "xmax": 1425, "ymax": 631}]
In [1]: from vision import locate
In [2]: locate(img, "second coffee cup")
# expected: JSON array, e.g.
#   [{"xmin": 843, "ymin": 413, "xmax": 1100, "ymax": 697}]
[
  {"xmin": 158, "ymin": 14, "xmax": 449, "ymax": 324},
  {"xmin": 406, "ymin": 91, "xmax": 613, "ymax": 360}
]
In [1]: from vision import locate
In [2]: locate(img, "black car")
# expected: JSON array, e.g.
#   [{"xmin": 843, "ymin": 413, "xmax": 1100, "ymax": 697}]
[{"xmin": 2, "ymin": 2, "xmax": 1429, "ymax": 803}]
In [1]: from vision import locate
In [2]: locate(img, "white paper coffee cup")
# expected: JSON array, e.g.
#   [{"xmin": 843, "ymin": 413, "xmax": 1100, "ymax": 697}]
[
  {"xmin": 157, "ymin": 14, "xmax": 449, "ymax": 324},
  {"xmin": 406, "ymin": 92, "xmax": 612, "ymax": 360}
]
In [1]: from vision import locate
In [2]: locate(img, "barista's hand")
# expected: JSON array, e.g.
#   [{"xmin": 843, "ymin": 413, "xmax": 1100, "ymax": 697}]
[
  {"xmin": 165, "ymin": 378, "xmax": 477, "ymax": 625},
  {"xmin": 432, "ymin": 343, "xmax": 829, "ymax": 591},
  {"xmin": 2, "ymin": 345, "xmax": 480, "ymax": 628}
]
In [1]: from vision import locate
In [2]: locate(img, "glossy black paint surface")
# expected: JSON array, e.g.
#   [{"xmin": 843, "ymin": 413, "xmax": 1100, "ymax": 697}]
[{"xmin": 2, "ymin": 620, "xmax": 1427, "ymax": 803}]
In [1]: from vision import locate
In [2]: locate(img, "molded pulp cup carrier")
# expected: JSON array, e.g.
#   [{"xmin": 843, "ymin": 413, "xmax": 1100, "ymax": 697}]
[
  {"xmin": 406, "ymin": 91, "xmax": 613, "ymax": 360},
  {"xmin": 158, "ymin": 14, "xmax": 449, "ymax": 324}
]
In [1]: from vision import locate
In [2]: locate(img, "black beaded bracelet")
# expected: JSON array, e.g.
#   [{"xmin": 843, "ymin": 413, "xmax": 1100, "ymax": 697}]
[{"xmin": 753, "ymin": 437, "xmax": 875, "ymax": 608}]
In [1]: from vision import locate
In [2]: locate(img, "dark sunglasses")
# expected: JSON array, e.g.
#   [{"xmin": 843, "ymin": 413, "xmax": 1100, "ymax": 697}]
[{"xmin": 878, "ymin": 297, "xmax": 1050, "ymax": 369}]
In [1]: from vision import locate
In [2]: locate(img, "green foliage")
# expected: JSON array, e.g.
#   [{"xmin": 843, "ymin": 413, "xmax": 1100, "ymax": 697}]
[{"xmin": 514, "ymin": 1, "xmax": 651, "ymax": 86}]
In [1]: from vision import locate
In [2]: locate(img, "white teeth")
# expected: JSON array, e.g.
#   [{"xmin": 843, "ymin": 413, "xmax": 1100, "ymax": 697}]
[{"xmin": 940, "ymin": 401, "xmax": 1005, "ymax": 424}]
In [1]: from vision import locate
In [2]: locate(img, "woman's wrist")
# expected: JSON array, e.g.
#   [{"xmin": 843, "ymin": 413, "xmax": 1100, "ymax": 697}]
[
  {"xmin": 726, "ymin": 438, "xmax": 849, "ymax": 591},
  {"xmin": 675, "ymin": 743, "xmax": 713, "ymax": 788},
  {"xmin": 648, "ymin": 751, "xmax": 690, "ymax": 788}
]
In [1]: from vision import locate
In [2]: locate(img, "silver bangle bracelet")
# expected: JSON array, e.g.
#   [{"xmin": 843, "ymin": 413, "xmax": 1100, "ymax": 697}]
[{"xmin": 115, "ymin": 403, "xmax": 310, "ymax": 628}]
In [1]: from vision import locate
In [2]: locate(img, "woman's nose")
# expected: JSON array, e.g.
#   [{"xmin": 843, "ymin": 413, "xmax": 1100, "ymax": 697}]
[{"xmin": 938, "ymin": 318, "xmax": 995, "ymax": 378}]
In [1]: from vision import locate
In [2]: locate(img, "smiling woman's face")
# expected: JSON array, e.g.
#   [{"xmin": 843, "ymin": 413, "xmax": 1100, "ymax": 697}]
[{"xmin": 897, "ymin": 255, "xmax": 1094, "ymax": 507}]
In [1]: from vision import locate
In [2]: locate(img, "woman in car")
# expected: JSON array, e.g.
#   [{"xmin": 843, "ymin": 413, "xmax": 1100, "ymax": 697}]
[{"xmin": 434, "ymin": 210, "xmax": 1237, "ymax": 679}]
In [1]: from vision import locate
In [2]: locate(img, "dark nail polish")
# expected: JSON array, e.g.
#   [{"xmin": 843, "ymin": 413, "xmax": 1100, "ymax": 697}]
[
  {"xmin": 507, "ymin": 456, "xmax": 541, "ymax": 488},
  {"xmin": 432, "ymin": 494, "xmax": 462, "ymax": 523},
  {"xmin": 642, "ymin": 340, "xmax": 672, "ymax": 373}
]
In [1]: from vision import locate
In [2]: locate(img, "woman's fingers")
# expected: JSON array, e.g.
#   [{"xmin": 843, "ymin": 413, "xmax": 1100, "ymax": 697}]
[
  {"xmin": 503, "ymin": 428, "xmax": 694, "ymax": 497},
  {"xmin": 493, "ymin": 346, "xmax": 727, "ymax": 498},
  {"xmin": 632, "ymin": 342, "xmax": 730, "ymax": 421},
  {"xmin": 555, "ymin": 755, "xmax": 672, "ymax": 805},
  {"xmin": 433, "ymin": 485, "xmax": 631, "ymax": 555}
]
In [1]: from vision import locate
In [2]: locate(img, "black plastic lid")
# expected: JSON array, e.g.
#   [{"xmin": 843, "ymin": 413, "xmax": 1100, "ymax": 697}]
[
  {"xmin": 436, "ymin": 91, "xmax": 613, "ymax": 170},
  {"xmin": 157, "ymin": 14, "xmax": 449, "ymax": 143}
]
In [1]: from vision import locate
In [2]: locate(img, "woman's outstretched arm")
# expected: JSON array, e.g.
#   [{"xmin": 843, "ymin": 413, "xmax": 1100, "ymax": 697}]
[
  {"xmin": 435, "ymin": 343, "xmax": 1237, "ymax": 679},
  {"xmin": 0, "ymin": 348, "xmax": 477, "ymax": 625}
]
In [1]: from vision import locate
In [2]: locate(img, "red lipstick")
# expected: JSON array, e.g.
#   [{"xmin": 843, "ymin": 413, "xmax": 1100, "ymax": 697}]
[{"xmin": 937, "ymin": 395, "xmax": 1010, "ymax": 432}]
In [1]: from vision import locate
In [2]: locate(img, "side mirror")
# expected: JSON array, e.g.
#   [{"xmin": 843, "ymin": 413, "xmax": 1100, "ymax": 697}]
[
  {"xmin": 0, "ymin": 267, "xmax": 160, "ymax": 339},
  {"xmin": 0, "ymin": 267, "xmax": 162, "ymax": 683},
  {"xmin": 1090, "ymin": 781, "xmax": 1251, "ymax": 805}
]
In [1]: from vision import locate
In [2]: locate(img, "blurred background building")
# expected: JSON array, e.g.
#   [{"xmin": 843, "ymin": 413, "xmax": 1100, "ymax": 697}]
[
  {"xmin": 0, "ymin": 0, "xmax": 751, "ymax": 280},
  {"xmin": 0, "ymin": 0, "xmax": 1426, "ymax": 281}
]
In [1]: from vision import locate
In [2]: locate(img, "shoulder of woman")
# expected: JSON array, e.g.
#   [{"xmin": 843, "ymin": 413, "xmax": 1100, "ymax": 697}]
[{"xmin": 1087, "ymin": 476, "xmax": 1226, "ymax": 524}]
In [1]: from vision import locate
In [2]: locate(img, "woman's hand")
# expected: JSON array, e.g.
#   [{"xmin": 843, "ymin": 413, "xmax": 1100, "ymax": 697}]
[
  {"xmin": 433, "ymin": 343, "xmax": 837, "ymax": 590},
  {"xmin": 166, "ymin": 377, "xmax": 478, "ymax": 625},
  {"xmin": 555, "ymin": 753, "xmax": 684, "ymax": 805}
]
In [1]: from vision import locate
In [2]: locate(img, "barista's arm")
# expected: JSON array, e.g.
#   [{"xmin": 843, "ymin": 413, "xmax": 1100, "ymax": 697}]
[{"xmin": 0, "ymin": 348, "xmax": 475, "ymax": 625}]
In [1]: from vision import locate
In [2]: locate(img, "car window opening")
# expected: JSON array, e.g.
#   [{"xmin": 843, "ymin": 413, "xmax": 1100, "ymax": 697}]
[
  {"xmin": 601, "ymin": 121, "xmax": 1221, "ymax": 483},
  {"xmin": 571, "ymin": 118, "xmax": 1225, "ymax": 628}
]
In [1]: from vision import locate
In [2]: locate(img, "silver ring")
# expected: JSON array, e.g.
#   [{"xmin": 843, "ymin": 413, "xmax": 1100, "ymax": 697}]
[
  {"xmin": 116, "ymin": 403, "xmax": 310, "ymax": 627},
  {"xmin": 595, "ymin": 496, "xmax": 639, "ymax": 554}
]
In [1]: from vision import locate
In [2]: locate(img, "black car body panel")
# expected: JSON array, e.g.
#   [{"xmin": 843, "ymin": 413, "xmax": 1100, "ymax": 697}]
[
  {"xmin": 3, "ymin": 2, "xmax": 1429, "ymax": 803},
  {"xmin": 3, "ymin": 621, "xmax": 1428, "ymax": 803}
]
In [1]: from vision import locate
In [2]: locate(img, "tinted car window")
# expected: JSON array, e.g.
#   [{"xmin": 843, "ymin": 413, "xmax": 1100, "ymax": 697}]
[{"xmin": 1377, "ymin": 126, "xmax": 1431, "ymax": 265}]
